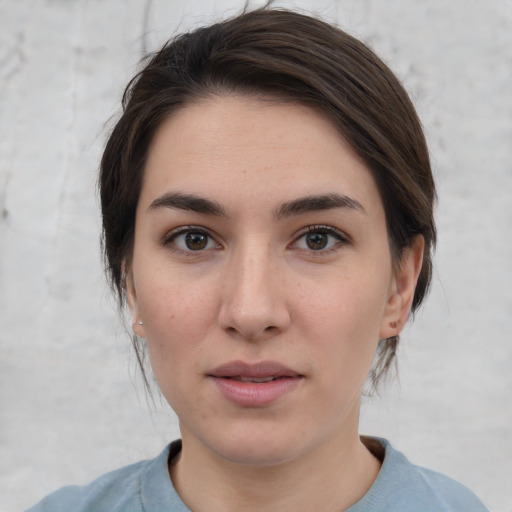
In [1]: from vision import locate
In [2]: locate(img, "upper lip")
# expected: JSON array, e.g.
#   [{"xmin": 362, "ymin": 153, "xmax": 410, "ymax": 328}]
[{"xmin": 209, "ymin": 360, "xmax": 302, "ymax": 379}]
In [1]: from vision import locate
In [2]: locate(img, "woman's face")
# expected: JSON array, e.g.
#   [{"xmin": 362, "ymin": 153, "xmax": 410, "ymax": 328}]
[{"xmin": 127, "ymin": 95, "xmax": 420, "ymax": 466}]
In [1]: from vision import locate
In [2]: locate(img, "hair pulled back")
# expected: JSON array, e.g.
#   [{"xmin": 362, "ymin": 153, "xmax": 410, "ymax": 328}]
[{"xmin": 100, "ymin": 7, "xmax": 436, "ymax": 386}]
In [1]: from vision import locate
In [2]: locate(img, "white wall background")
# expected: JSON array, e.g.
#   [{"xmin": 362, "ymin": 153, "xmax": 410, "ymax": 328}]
[{"xmin": 1, "ymin": 1, "xmax": 511, "ymax": 511}]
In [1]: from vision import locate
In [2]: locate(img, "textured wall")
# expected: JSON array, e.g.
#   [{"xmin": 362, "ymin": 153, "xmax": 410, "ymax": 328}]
[{"xmin": 1, "ymin": 1, "xmax": 511, "ymax": 511}]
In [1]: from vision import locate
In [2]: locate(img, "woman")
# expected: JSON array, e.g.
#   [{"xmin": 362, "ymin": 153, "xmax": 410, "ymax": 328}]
[{"xmin": 27, "ymin": 7, "xmax": 488, "ymax": 511}]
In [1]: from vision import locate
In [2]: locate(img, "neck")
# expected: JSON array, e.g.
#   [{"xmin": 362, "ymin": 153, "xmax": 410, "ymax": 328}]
[{"xmin": 170, "ymin": 425, "xmax": 381, "ymax": 512}]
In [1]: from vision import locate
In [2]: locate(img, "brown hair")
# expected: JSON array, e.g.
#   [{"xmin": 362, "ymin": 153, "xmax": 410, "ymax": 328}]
[{"xmin": 100, "ymin": 7, "xmax": 436, "ymax": 387}]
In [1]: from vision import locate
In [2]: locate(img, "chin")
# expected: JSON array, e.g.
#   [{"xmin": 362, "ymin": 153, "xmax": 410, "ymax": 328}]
[{"xmin": 202, "ymin": 423, "xmax": 314, "ymax": 468}]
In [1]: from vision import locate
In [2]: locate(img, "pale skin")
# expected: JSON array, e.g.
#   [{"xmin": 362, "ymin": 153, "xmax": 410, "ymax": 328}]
[{"xmin": 126, "ymin": 95, "xmax": 424, "ymax": 511}]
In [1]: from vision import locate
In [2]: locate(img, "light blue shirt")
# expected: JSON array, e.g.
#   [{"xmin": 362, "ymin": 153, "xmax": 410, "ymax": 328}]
[{"xmin": 26, "ymin": 438, "xmax": 488, "ymax": 512}]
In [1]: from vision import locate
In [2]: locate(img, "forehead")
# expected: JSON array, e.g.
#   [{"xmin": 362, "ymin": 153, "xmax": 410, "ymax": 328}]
[{"xmin": 140, "ymin": 95, "xmax": 381, "ymax": 215}]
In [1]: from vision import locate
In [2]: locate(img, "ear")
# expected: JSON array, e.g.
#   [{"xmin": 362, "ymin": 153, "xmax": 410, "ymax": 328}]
[
  {"xmin": 124, "ymin": 266, "xmax": 146, "ymax": 339},
  {"xmin": 379, "ymin": 235, "xmax": 425, "ymax": 339}
]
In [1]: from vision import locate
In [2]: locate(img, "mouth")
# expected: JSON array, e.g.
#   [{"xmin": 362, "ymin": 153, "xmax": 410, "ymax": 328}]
[
  {"xmin": 208, "ymin": 360, "xmax": 303, "ymax": 407},
  {"xmin": 226, "ymin": 376, "xmax": 280, "ymax": 383},
  {"xmin": 209, "ymin": 360, "xmax": 303, "ymax": 381}
]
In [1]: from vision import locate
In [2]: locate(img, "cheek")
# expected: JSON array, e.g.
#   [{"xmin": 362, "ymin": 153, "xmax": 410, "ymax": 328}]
[
  {"xmin": 302, "ymin": 275, "xmax": 388, "ymax": 371},
  {"xmin": 137, "ymin": 276, "xmax": 218, "ymax": 360},
  {"xmin": 304, "ymin": 270, "xmax": 389, "ymax": 335},
  {"xmin": 138, "ymin": 279, "xmax": 218, "ymax": 406}
]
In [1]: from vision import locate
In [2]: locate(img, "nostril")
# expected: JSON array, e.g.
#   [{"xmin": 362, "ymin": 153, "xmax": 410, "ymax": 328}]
[{"xmin": 222, "ymin": 323, "xmax": 281, "ymax": 341}]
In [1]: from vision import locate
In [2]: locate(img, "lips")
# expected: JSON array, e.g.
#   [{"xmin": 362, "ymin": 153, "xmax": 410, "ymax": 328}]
[
  {"xmin": 208, "ymin": 360, "xmax": 303, "ymax": 407},
  {"xmin": 210, "ymin": 360, "xmax": 301, "ymax": 379}
]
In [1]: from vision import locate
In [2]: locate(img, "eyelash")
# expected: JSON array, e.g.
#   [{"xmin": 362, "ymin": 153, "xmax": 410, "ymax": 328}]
[
  {"xmin": 162, "ymin": 224, "xmax": 349, "ymax": 254},
  {"xmin": 162, "ymin": 226, "xmax": 220, "ymax": 255},
  {"xmin": 292, "ymin": 225, "xmax": 349, "ymax": 254}
]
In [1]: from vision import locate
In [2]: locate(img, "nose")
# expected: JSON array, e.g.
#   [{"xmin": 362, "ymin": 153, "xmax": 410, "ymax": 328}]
[{"xmin": 218, "ymin": 243, "xmax": 291, "ymax": 342}]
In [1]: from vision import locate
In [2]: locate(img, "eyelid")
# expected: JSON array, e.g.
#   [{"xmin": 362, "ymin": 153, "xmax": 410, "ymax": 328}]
[
  {"xmin": 161, "ymin": 224, "xmax": 349, "ymax": 253},
  {"xmin": 290, "ymin": 224, "xmax": 350, "ymax": 252},
  {"xmin": 308, "ymin": 224, "xmax": 348, "ymax": 237},
  {"xmin": 162, "ymin": 225, "xmax": 221, "ymax": 252}
]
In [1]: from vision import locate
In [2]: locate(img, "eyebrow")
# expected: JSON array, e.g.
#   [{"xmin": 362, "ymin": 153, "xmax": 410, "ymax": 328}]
[
  {"xmin": 148, "ymin": 192, "xmax": 229, "ymax": 217},
  {"xmin": 147, "ymin": 191, "xmax": 364, "ymax": 219},
  {"xmin": 274, "ymin": 193, "xmax": 365, "ymax": 219}
]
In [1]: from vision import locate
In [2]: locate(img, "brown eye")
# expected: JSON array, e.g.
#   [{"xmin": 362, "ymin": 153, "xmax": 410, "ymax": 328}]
[
  {"xmin": 185, "ymin": 232, "xmax": 209, "ymax": 250},
  {"xmin": 293, "ymin": 225, "xmax": 347, "ymax": 252},
  {"xmin": 166, "ymin": 228, "xmax": 219, "ymax": 252},
  {"xmin": 305, "ymin": 233, "xmax": 329, "ymax": 250}
]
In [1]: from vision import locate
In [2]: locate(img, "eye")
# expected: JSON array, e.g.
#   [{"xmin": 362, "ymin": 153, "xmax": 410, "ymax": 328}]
[
  {"xmin": 165, "ymin": 227, "xmax": 219, "ymax": 252},
  {"xmin": 293, "ymin": 225, "xmax": 347, "ymax": 252}
]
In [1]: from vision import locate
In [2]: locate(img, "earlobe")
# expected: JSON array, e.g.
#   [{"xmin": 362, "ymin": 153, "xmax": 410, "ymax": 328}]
[
  {"xmin": 380, "ymin": 236, "xmax": 425, "ymax": 339},
  {"xmin": 124, "ymin": 268, "xmax": 146, "ymax": 338}
]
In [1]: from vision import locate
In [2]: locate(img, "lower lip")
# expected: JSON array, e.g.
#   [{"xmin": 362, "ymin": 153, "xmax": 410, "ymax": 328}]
[{"xmin": 209, "ymin": 376, "xmax": 302, "ymax": 407}]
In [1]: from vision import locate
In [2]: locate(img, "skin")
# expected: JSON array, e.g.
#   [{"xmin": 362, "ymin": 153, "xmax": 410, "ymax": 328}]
[{"xmin": 126, "ymin": 95, "xmax": 423, "ymax": 512}]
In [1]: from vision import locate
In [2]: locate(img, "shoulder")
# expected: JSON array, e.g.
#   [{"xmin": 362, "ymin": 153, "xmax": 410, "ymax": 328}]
[
  {"xmin": 349, "ymin": 437, "xmax": 489, "ymax": 512},
  {"xmin": 24, "ymin": 441, "xmax": 188, "ymax": 512},
  {"xmin": 25, "ymin": 459, "xmax": 148, "ymax": 512}
]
